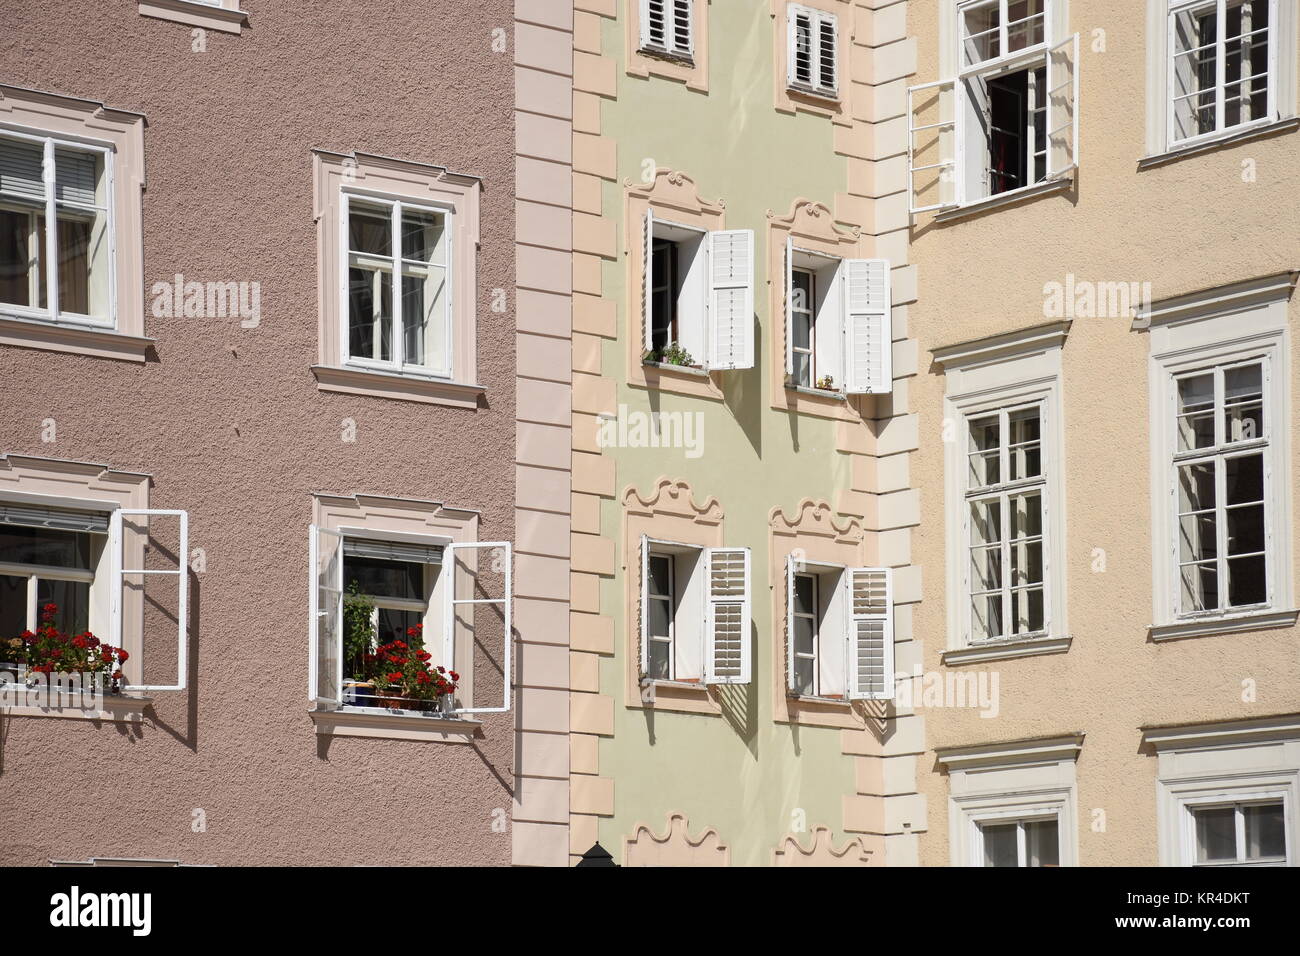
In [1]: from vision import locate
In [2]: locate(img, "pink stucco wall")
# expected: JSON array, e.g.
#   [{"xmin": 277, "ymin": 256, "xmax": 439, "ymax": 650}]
[{"xmin": 0, "ymin": 1, "xmax": 516, "ymax": 865}]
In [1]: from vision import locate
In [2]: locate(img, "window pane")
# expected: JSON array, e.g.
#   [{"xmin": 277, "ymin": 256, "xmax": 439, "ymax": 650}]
[
  {"xmin": 793, "ymin": 352, "xmax": 812, "ymax": 387},
  {"xmin": 1006, "ymin": 0, "xmax": 1045, "ymax": 53},
  {"xmin": 400, "ymin": 209, "xmax": 445, "ymax": 265},
  {"xmin": 648, "ymin": 555, "xmax": 672, "ymax": 598},
  {"xmin": 968, "ymin": 415, "xmax": 1000, "ymax": 486},
  {"xmin": 1243, "ymin": 803, "xmax": 1285, "ymax": 860},
  {"xmin": 401, "ymin": 266, "xmax": 447, "ymax": 371},
  {"xmin": 793, "ymin": 655, "xmax": 815, "ymax": 696},
  {"xmin": 981, "ymin": 823, "xmax": 1018, "ymax": 867},
  {"xmin": 0, "ymin": 574, "xmax": 26, "ymax": 648},
  {"xmin": 344, "ymin": 556, "xmax": 423, "ymax": 602},
  {"xmin": 1171, "ymin": 5, "xmax": 1219, "ymax": 140},
  {"xmin": 376, "ymin": 606, "xmax": 422, "ymax": 647},
  {"xmin": 648, "ymin": 597, "xmax": 672, "ymax": 641},
  {"xmin": 972, "ymin": 593, "xmax": 1003, "ymax": 641},
  {"xmin": 1227, "ymin": 554, "xmax": 1266, "ymax": 607},
  {"xmin": 1194, "ymin": 806, "xmax": 1237, "ymax": 863},
  {"xmin": 1024, "ymin": 818, "xmax": 1059, "ymax": 867},
  {"xmin": 647, "ymin": 638, "xmax": 671, "ymax": 680},
  {"xmin": 970, "ymin": 544, "xmax": 1002, "ymax": 593},
  {"xmin": 348, "ymin": 263, "xmax": 393, "ymax": 362},
  {"xmin": 1177, "ymin": 373, "xmax": 1216, "ymax": 450},
  {"xmin": 1226, "ymin": 453, "xmax": 1264, "ymax": 507},
  {"xmin": 650, "ymin": 239, "xmax": 675, "ymax": 352},
  {"xmin": 1010, "ymin": 491, "xmax": 1042, "ymax": 540},
  {"xmin": 0, "ymin": 208, "xmax": 41, "ymax": 309},
  {"xmin": 348, "ymin": 203, "xmax": 391, "ymax": 256},
  {"xmin": 0, "ymin": 526, "xmax": 92, "ymax": 569},
  {"xmin": 1010, "ymin": 585, "xmax": 1044, "ymax": 634},
  {"xmin": 793, "ymin": 574, "xmax": 815, "ymax": 615},
  {"xmin": 1224, "ymin": 0, "xmax": 1270, "ymax": 127},
  {"xmin": 1224, "ymin": 365, "xmax": 1264, "ymax": 442},
  {"xmin": 36, "ymin": 578, "xmax": 90, "ymax": 635},
  {"xmin": 962, "ymin": 0, "xmax": 1000, "ymax": 66},
  {"xmin": 56, "ymin": 209, "xmax": 110, "ymax": 318},
  {"xmin": 970, "ymin": 498, "xmax": 1002, "ymax": 548},
  {"xmin": 1181, "ymin": 561, "xmax": 1219, "ymax": 613},
  {"xmin": 1008, "ymin": 407, "xmax": 1042, "ymax": 480}
]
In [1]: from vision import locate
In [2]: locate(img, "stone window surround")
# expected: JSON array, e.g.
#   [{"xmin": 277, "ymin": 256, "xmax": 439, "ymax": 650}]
[
  {"xmin": 625, "ymin": 0, "xmax": 711, "ymax": 92},
  {"xmin": 309, "ymin": 492, "xmax": 486, "ymax": 744},
  {"xmin": 938, "ymin": 732, "xmax": 1083, "ymax": 867},
  {"xmin": 770, "ymin": 0, "xmax": 853, "ymax": 124},
  {"xmin": 0, "ymin": 85, "xmax": 149, "ymax": 363},
  {"xmin": 311, "ymin": 149, "xmax": 485, "ymax": 408},
  {"xmin": 138, "ymin": 0, "xmax": 249, "ymax": 35}
]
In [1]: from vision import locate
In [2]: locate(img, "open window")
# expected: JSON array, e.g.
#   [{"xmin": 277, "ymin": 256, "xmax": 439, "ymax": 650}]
[
  {"xmin": 642, "ymin": 209, "xmax": 753, "ymax": 372},
  {"xmin": 784, "ymin": 556, "xmax": 894, "ymax": 700},
  {"xmin": 308, "ymin": 524, "xmax": 511, "ymax": 716},
  {"xmin": 784, "ymin": 240, "xmax": 892, "ymax": 394},
  {"xmin": 639, "ymin": 535, "xmax": 751, "ymax": 685},
  {"xmin": 908, "ymin": 1, "xmax": 1078, "ymax": 214},
  {"xmin": 787, "ymin": 4, "xmax": 840, "ymax": 99},
  {"xmin": 0, "ymin": 503, "xmax": 187, "ymax": 694}
]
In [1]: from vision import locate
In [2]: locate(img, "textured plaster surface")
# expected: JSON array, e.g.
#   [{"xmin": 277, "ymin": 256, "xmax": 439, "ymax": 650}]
[{"xmin": 0, "ymin": 1, "xmax": 516, "ymax": 865}]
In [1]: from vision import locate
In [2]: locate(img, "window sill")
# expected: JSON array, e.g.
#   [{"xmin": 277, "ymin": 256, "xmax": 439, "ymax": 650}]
[
  {"xmin": 932, "ymin": 177, "xmax": 1073, "ymax": 225},
  {"xmin": 1149, "ymin": 609, "xmax": 1299, "ymax": 643},
  {"xmin": 638, "ymin": 46, "xmax": 694, "ymax": 67},
  {"xmin": 642, "ymin": 360, "xmax": 709, "ymax": 377},
  {"xmin": 312, "ymin": 364, "xmax": 485, "ymax": 408},
  {"xmin": 0, "ymin": 687, "xmax": 152, "ymax": 722},
  {"xmin": 942, "ymin": 635, "xmax": 1072, "ymax": 666},
  {"xmin": 1138, "ymin": 117, "xmax": 1300, "ymax": 171},
  {"xmin": 0, "ymin": 313, "xmax": 152, "ymax": 363},
  {"xmin": 310, "ymin": 705, "xmax": 482, "ymax": 743},
  {"xmin": 635, "ymin": 678, "xmax": 721, "ymax": 715},
  {"xmin": 787, "ymin": 384, "xmax": 846, "ymax": 401},
  {"xmin": 138, "ymin": 0, "xmax": 248, "ymax": 34},
  {"xmin": 787, "ymin": 84, "xmax": 840, "ymax": 105}
]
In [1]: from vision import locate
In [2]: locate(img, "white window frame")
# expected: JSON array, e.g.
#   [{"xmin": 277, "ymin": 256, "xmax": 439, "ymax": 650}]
[
  {"xmin": 640, "ymin": 0, "xmax": 694, "ymax": 60},
  {"xmin": 339, "ymin": 191, "xmax": 455, "ymax": 380},
  {"xmin": 0, "ymin": 128, "xmax": 117, "ymax": 331},
  {"xmin": 109, "ymin": 509, "xmax": 188, "ymax": 692},
  {"xmin": 1181, "ymin": 794, "xmax": 1290, "ymax": 865},
  {"xmin": 1146, "ymin": 286, "xmax": 1293, "ymax": 635},
  {"xmin": 963, "ymin": 401, "xmax": 1051, "ymax": 644},
  {"xmin": 946, "ymin": 378, "xmax": 1066, "ymax": 651},
  {"xmin": 1165, "ymin": 0, "xmax": 1280, "ymax": 149},
  {"xmin": 790, "ymin": 570, "xmax": 820, "ymax": 694},
  {"xmin": 970, "ymin": 807, "xmax": 1064, "ymax": 867},
  {"xmin": 787, "ymin": 4, "xmax": 840, "ymax": 99}
]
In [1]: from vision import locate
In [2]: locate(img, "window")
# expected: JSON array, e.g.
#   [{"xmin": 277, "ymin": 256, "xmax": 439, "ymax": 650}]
[
  {"xmin": 977, "ymin": 815, "xmax": 1060, "ymax": 866},
  {"xmin": 1189, "ymin": 800, "xmax": 1287, "ymax": 865},
  {"xmin": 0, "ymin": 502, "xmax": 188, "ymax": 694},
  {"xmin": 639, "ymin": 536, "xmax": 751, "ymax": 685},
  {"xmin": 309, "ymin": 516, "xmax": 512, "ymax": 718},
  {"xmin": 787, "ymin": 5, "xmax": 839, "ymax": 99},
  {"xmin": 642, "ymin": 210, "xmax": 753, "ymax": 371},
  {"xmin": 640, "ymin": 0, "xmax": 693, "ymax": 60},
  {"xmin": 0, "ymin": 133, "xmax": 112, "ymax": 329},
  {"xmin": 344, "ymin": 195, "xmax": 451, "ymax": 378},
  {"xmin": 312, "ymin": 151, "xmax": 482, "ymax": 406},
  {"xmin": 783, "ymin": 244, "xmax": 892, "ymax": 394},
  {"xmin": 1173, "ymin": 362, "xmax": 1270, "ymax": 615},
  {"xmin": 784, "ymin": 557, "xmax": 893, "ymax": 700},
  {"xmin": 965, "ymin": 404, "xmax": 1049, "ymax": 642},
  {"xmin": 907, "ymin": 1, "xmax": 1078, "ymax": 213},
  {"xmin": 1168, "ymin": 0, "xmax": 1277, "ymax": 146}
]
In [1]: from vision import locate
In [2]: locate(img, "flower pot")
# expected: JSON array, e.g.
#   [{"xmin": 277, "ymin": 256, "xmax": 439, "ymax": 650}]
[
  {"xmin": 374, "ymin": 688, "xmax": 411, "ymax": 711},
  {"xmin": 439, "ymin": 693, "xmax": 458, "ymax": 715},
  {"xmin": 342, "ymin": 680, "xmax": 379, "ymax": 708}
]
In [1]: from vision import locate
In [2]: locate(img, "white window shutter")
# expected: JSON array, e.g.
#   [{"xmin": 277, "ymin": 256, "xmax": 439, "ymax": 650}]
[
  {"xmin": 907, "ymin": 78, "xmax": 958, "ymax": 214},
  {"xmin": 673, "ymin": 0, "xmax": 693, "ymax": 55},
  {"xmin": 817, "ymin": 12, "xmax": 838, "ymax": 94},
  {"xmin": 846, "ymin": 567, "xmax": 894, "ymax": 700},
  {"xmin": 784, "ymin": 236, "xmax": 795, "ymax": 378},
  {"xmin": 309, "ymin": 524, "xmax": 344, "ymax": 705},
  {"xmin": 704, "ymin": 547, "xmax": 750, "ymax": 684},
  {"xmin": 1046, "ymin": 34, "xmax": 1080, "ymax": 180},
  {"xmin": 639, "ymin": 533, "xmax": 651, "ymax": 676},
  {"xmin": 785, "ymin": 552, "xmax": 797, "ymax": 692},
  {"xmin": 643, "ymin": 209, "xmax": 654, "ymax": 353},
  {"xmin": 787, "ymin": 7, "xmax": 802, "ymax": 86},
  {"xmin": 110, "ymin": 509, "xmax": 189, "ymax": 693},
  {"xmin": 444, "ymin": 541, "xmax": 513, "ymax": 714},
  {"xmin": 706, "ymin": 228, "xmax": 754, "ymax": 370},
  {"xmin": 641, "ymin": 0, "xmax": 660, "ymax": 49},
  {"xmin": 843, "ymin": 258, "xmax": 892, "ymax": 394}
]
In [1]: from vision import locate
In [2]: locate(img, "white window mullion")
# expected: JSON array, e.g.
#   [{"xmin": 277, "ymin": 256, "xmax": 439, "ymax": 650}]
[{"xmin": 391, "ymin": 200, "xmax": 403, "ymax": 370}]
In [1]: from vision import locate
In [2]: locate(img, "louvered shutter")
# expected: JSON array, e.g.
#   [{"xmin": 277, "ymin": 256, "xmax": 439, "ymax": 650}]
[
  {"xmin": 846, "ymin": 567, "xmax": 893, "ymax": 700},
  {"xmin": 0, "ymin": 137, "xmax": 45, "ymax": 202},
  {"xmin": 642, "ymin": 0, "xmax": 666, "ymax": 49},
  {"xmin": 342, "ymin": 537, "xmax": 443, "ymax": 564},
  {"xmin": 0, "ymin": 503, "xmax": 109, "ymax": 533},
  {"xmin": 1047, "ymin": 34, "xmax": 1080, "ymax": 180},
  {"xmin": 704, "ymin": 547, "xmax": 750, "ymax": 684},
  {"xmin": 672, "ymin": 0, "xmax": 693, "ymax": 55},
  {"xmin": 843, "ymin": 258, "xmax": 892, "ymax": 394},
  {"xmin": 643, "ymin": 209, "xmax": 655, "ymax": 353},
  {"xmin": 907, "ymin": 79, "xmax": 958, "ymax": 214},
  {"xmin": 817, "ymin": 12, "xmax": 837, "ymax": 94},
  {"xmin": 788, "ymin": 8, "xmax": 812, "ymax": 86},
  {"xmin": 706, "ymin": 228, "xmax": 753, "ymax": 370},
  {"xmin": 308, "ymin": 525, "xmax": 344, "ymax": 704}
]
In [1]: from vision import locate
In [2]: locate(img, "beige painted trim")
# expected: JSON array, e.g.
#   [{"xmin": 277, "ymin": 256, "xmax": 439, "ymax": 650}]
[
  {"xmin": 0, "ymin": 85, "xmax": 147, "ymax": 353},
  {"xmin": 312, "ymin": 150, "xmax": 482, "ymax": 406},
  {"xmin": 772, "ymin": 825, "xmax": 875, "ymax": 865},
  {"xmin": 622, "ymin": 478, "xmax": 726, "ymax": 716},
  {"xmin": 766, "ymin": 199, "xmax": 869, "ymax": 420},
  {"xmin": 624, "ymin": 169, "xmax": 728, "ymax": 400},
  {"xmin": 769, "ymin": 0, "xmax": 854, "ymax": 125},
  {"xmin": 623, "ymin": 812, "xmax": 730, "ymax": 865},
  {"xmin": 1138, "ymin": 117, "xmax": 1300, "ymax": 171},
  {"xmin": 625, "ymin": 0, "xmax": 710, "ymax": 92},
  {"xmin": 931, "ymin": 320, "xmax": 1072, "ymax": 369},
  {"xmin": 1142, "ymin": 713, "xmax": 1300, "ymax": 751},
  {"xmin": 935, "ymin": 732, "xmax": 1085, "ymax": 771},
  {"xmin": 1133, "ymin": 270, "xmax": 1298, "ymax": 331},
  {"xmin": 941, "ymin": 635, "xmax": 1072, "ymax": 665},
  {"xmin": 931, "ymin": 177, "xmax": 1074, "ymax": 224},
  {"xmin": 137, "ymin": 0, "xmax": 248, "ymax": 35},
  {"xmin": 309, "ymin": 708, "xmax": 482, "ymax": 744}
]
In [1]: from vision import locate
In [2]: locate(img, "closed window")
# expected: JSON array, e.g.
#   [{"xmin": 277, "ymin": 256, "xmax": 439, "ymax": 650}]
[
  {"xmin": 1190, "ymin": 800, "xmax": 1287, "ymax": 865},
  {"xmin": 787, "ymin": 5, "xmax": 839, "ymax": 99},
  {"xmin": 978, "ymin": 815, "xmax": 1061, "ymax": 867},
  {"xmin": 0, "ymin": 133, "xmax": 113, "ymax": 328},
  {"xmin": 1168, "ymin": 0, "xmax": 1276, "ymax": 146},
  {"xmin": 639, "ymin": 536, "xmax": 751, "ymax": 685},
  {"xmin": 640, "ymin": 0, "xmax": 693, "ymax": 60}
]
